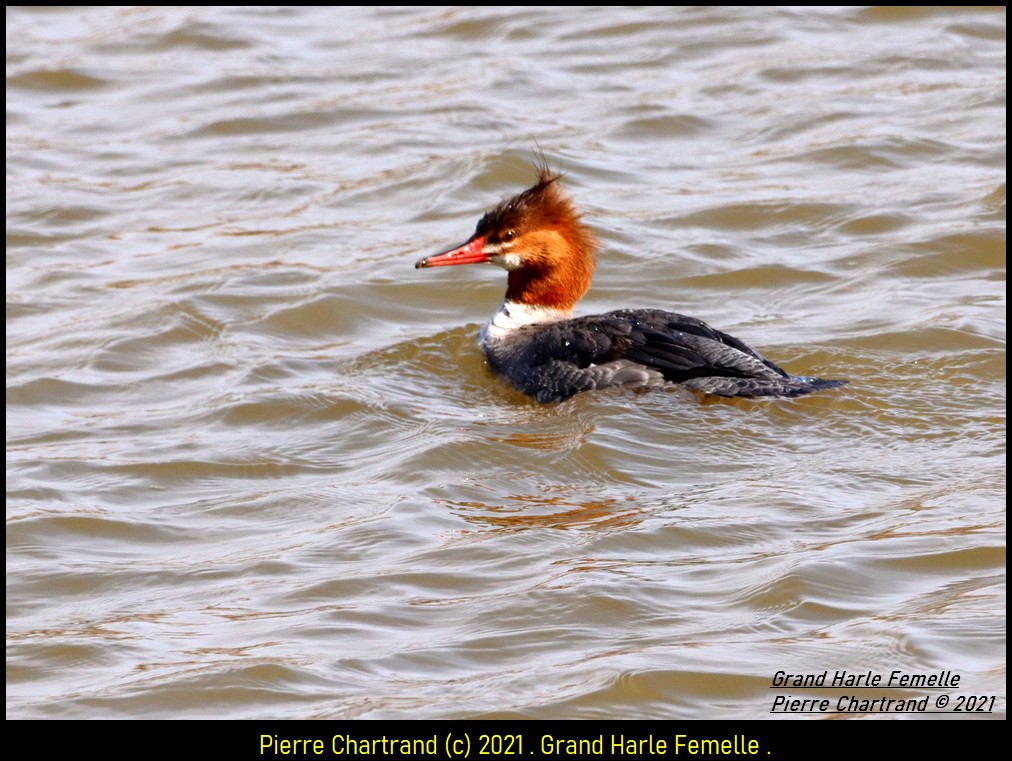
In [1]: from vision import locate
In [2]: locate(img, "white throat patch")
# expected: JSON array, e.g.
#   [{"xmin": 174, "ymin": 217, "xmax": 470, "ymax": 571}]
[{"xmin": 480, "ymin": 301, "xmax": 572, "ymax": 343}]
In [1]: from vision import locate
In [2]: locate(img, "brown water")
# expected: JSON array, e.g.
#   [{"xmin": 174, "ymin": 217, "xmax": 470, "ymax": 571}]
[{"xmin": 6, "ymin": 6, "xmax": 1005, "ymax": 719}]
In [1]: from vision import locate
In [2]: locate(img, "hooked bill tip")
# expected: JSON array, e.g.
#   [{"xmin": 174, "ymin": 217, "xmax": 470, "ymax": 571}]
[{"xmin": 414, "ymin": 236, "xmax": 489, "ymax": 268}]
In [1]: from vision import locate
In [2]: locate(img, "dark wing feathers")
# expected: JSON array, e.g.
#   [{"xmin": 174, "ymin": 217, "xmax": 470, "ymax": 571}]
[{"xmin": 485, "ymin": 309, "xmax": 846, "ymax": 402}]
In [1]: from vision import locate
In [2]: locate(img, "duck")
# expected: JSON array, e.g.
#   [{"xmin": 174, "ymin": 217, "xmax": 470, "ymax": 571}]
[{"xmin": 415, "ymin": 162, "xmax": 847, "ymax": 403}]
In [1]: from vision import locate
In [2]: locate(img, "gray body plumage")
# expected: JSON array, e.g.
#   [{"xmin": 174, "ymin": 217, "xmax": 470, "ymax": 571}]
[{"xmin": 481, "ymin": 308, "xmax": 847, "ymax": 403}]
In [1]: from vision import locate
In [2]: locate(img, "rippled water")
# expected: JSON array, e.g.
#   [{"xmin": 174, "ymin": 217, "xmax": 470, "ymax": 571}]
[{"xmin": 6, "ymin": 6, "xmax": 1005, "ymax": 719}]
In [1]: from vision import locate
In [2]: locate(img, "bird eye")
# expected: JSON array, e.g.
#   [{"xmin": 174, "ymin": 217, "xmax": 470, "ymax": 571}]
[{"xmin": 502, "ymin": 230, "xmax": 516, "ymax": 243}]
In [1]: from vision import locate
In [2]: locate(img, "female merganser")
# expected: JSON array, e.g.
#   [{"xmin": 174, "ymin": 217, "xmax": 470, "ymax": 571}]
[{"xmin": 415, "ymin": 164, "xmax": 847, "ymax": 403}]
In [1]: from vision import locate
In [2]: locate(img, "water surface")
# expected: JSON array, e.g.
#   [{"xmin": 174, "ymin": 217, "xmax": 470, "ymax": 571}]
[{"xmin": 6, "ymin": 6, "xmax": 1005, "ymax": 719}]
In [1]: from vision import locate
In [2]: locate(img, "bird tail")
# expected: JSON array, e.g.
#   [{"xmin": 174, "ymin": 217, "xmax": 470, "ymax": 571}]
[{"xmin": 684, "ymin": 375, "xmax": 848, "ymax": 399}]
